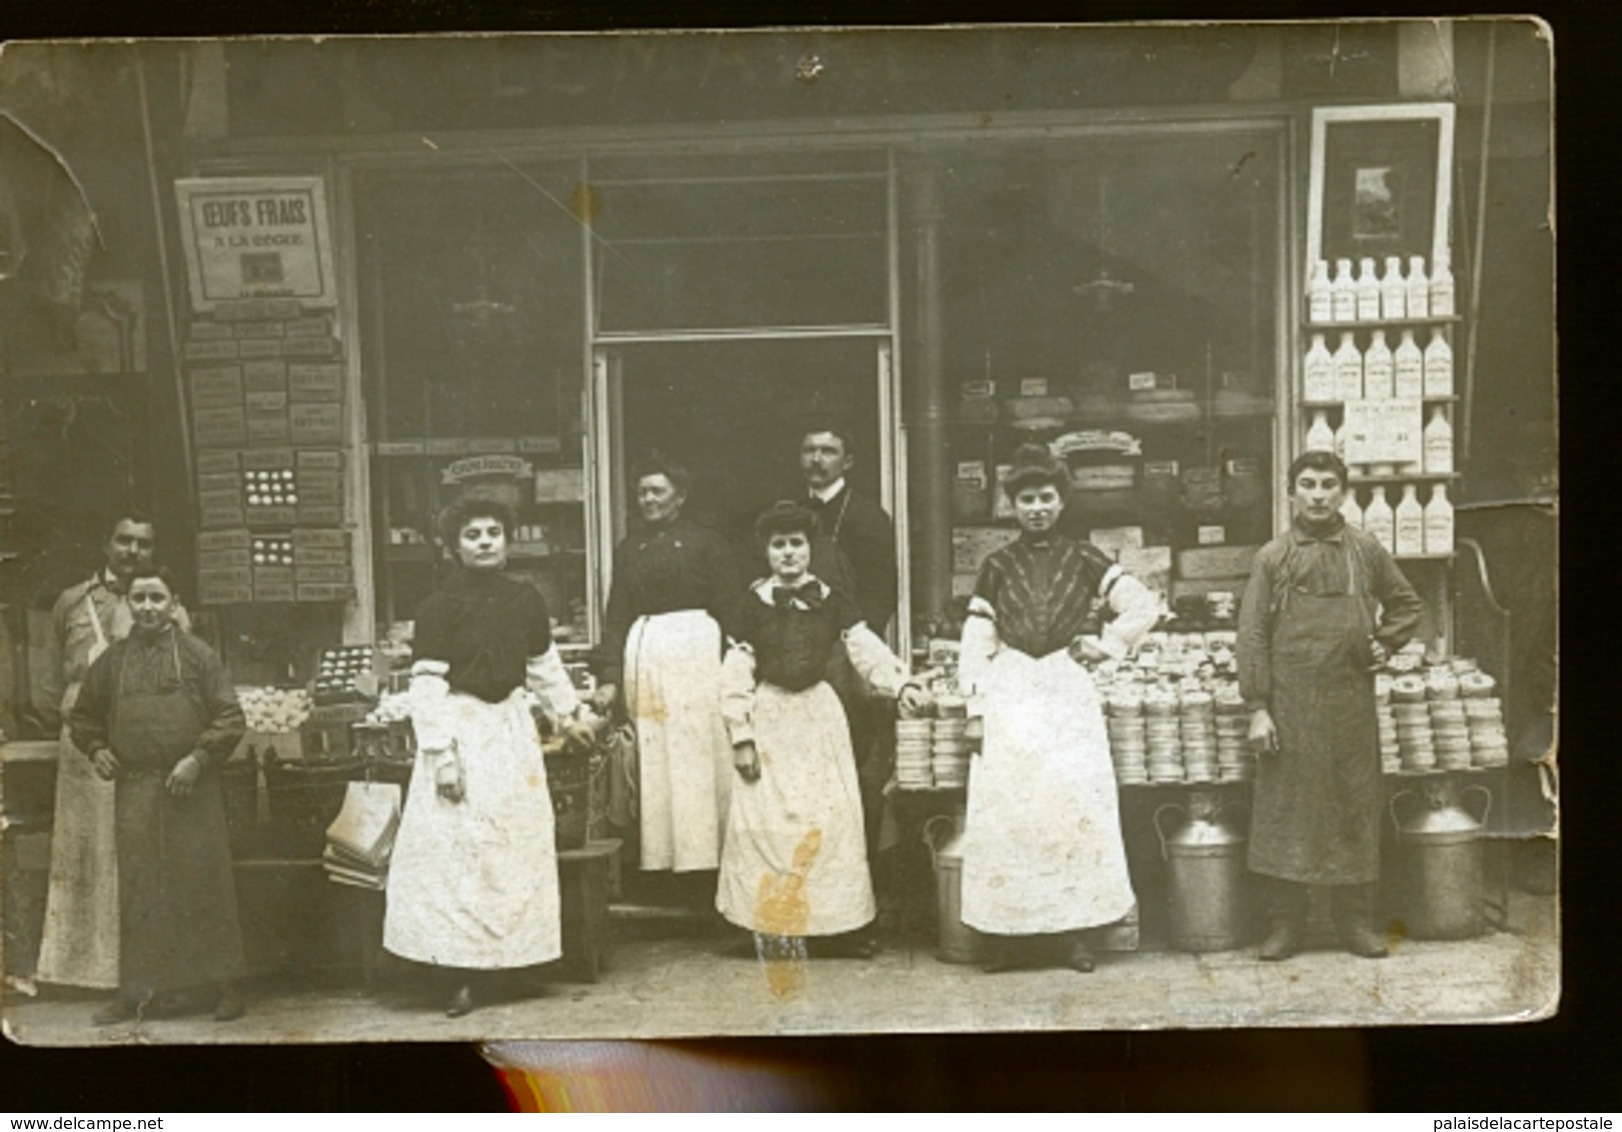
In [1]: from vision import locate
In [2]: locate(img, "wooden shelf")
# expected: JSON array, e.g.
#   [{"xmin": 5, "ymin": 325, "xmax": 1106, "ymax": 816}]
[
  {"xmin": 1349, "ymin": 473, "xmax": 1459, "ymax": 485},
  {"xmin": 1304, "ymin": 316, "xmax": 1461, "ymax": 331},
  {"xmin": 1300, "ymin": 396, "xmax": 1457, "ymax": 409}
]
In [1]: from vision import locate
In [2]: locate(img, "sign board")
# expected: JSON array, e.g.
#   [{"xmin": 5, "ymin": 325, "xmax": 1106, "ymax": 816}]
[
  {"xmin": 175, "ymin": 177, "xmax": 337, "ymax": 310},
  {"xmin": 441, "ymin": 455, "xmax": 535, "ymax": 484},
  {"xmin": 1342, "ymin": 398, "xmax": 1423, "ymax": 466}
]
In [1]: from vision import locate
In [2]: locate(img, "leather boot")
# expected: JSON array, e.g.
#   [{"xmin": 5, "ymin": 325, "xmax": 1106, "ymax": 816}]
[
  {"xmin": 1332, "ymin": 884, "xmax": 1389, "ymax": 959},
  {"xmin": 1258, "ymin": 878, "xmax": 1308, "ymax": 962}
]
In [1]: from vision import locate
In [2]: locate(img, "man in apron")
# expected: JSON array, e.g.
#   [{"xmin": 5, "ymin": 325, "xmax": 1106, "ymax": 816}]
[
  {"xmin": 800, "ymin": 426, "xmax": 898, "ymax": 853},
  {"xmin": 34, "ymin": 513, "xmax": 188, "ymax": 992},
  {"xmin": 1237, "ymin": 452, "xmax": 1424, "ymax": 961}
]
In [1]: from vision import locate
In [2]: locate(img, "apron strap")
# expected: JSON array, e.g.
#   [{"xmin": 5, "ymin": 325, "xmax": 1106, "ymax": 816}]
[{"xmin": 85, "ymin": 590, "xmax": 109, "ymax": 656}]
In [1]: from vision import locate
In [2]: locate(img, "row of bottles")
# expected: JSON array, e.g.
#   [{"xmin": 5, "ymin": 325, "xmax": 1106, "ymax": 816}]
[
  {"xmin": 1303, "ymin": 329, "xmax": 1452, "ymax": 403},
  {"xmin": 1338, "ymin": 483, "xmax": 1454, "ymax": 556},
  {"xmin": 1307, "ymin": 254, "xmax": 1455, "ymax": 324},
  {"xmin": 1305, "ymin": 405, "xmax": 1453, "ymax": 475}
]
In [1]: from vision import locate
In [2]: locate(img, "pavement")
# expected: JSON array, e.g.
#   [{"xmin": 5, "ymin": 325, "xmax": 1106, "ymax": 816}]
[{"xmin": 2, "ymin": 891, "xmax": 1558, "ymax": 1047}]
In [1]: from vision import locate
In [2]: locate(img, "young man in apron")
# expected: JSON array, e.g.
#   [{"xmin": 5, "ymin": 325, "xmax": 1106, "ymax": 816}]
[
  {"xmin": 34, "ymin": 514, "xmax": 188, "ymax": 993},
  {"xmin": 1237, "ymin": 452, "xmax": 1424, "ymax": 961},
  {"xmin": 799, "ymin": 426, "xmax": 898, "ymax": 854}
]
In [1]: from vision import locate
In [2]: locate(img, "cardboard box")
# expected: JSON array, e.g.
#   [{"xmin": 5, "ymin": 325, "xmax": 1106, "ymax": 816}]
[
  {"xmin": 234, "ymin": 320, "xmax": 285, "ymax": 338},
  {"xmin": 198, "ymin": 548, "xmax": 253, "ymax": 570},
  {"xmin": 282, "ymin": 335, "xmax": 340, "ymax": 359},
  {"xmin": 197, "ymin": 582, "xmax": 254, "ymax": 606},
  {"xmin": 1177, "ymin": 545, "xmax": 1258, "ymax": 580},
  {"xmin": 241, "ymin": 447, "xmax": 296, "ymax": 470},
  {"xmin": 189, "ymin": 321, "xmax": 236, "ymax": 341},
  {"xmin": 283, "ymin": 314, "xmax": 332, "ymax": 337},
  {"xmin": 196, "ymin": 450, "xmax": 241, "ymax": 475},
  {"xmin": 287, "ymin": 363, "xmax": 343, "ymax": 402},
  {"xmin": 292, "ymin": 528, "xmax": 348, "ymax": 549},
  {"xmin": 295, "ymin": 449, "xmax": 343, "ymax": 470},
  {"xmin": 293, "ymin": 564, "xmax": 352, "ymax": 585},
  {"xmin": 237, "ymin": 339, "xmax": 285, "ymax": 359},
  {"xmin": 292, "ymin": 546, "xmax": 350, "ymax": 566},
  {"xmin": 192, "ymin": 407, "xmax": 247, "ymax": 448},
  {"xmin": 198, "ymin": 488, "xmax": 244, "ymax": 511},
  {"xmin": 952, "ymin": 526, "xmax": 1020, "ymax": 573},
  {"xmin": 295, "ymin": 488, "xmax": 343, "ymax": 509},
  {"xmin": 242, "ymin": 360, "xmax": 288, "ymax": 392},
  {"xmin": 246, "ymin": 391, "xmax": 289, "ymax": 414},
  {"xmin": 183, "ymin": 340, "xmax": 240, "ymax": 362},
  {"xmin": 197, "ymin": 471, "xmax": 240, "ymax": 494},
  {"xmin": 296, "ymin": 582, "xmax": 353, "ymax": 603},
  {"xmin": 295, "ymin": 504, "xmax": 343, "ymax": 525},
  {"xmin": 213, "ymin": 299, "xmax": 277, "ymax": 323},
  {"xmin": 199, "ymin": 505, "xmax": 246, "ymax": 530},
  {"xmin": 253, "ymin": 581, "xmax": 297, "ymax": 603},
  {"xmin": 289, "ymin": 403, "xmax": 343, "ymax": 444},
  {"xmin": 253, "ymin": 565, "xmax": 295, "ymax": 585},
  {"xmin": 189, "ymin": 365, "xmax": 244, "ymax": 399},
  {"xmin": 198, "ymin": 528, "xmax": 252, "ymax": 551},
  {"xmin": 246, "ymin": 413, "xmax": 292, "ymax": 446},
  {"xmin": 296, "ymin": 469, "xmax": 341, "ymax": 493},
  {"xmin": 200, "ymin": 566, "xmax": 254, "ymax": 591},
  {"xmin": 246, "ymin": 505, "xmax": 297, "ymax": 527}
]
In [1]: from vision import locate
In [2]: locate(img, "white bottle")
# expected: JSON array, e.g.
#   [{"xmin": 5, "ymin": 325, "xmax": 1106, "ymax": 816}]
[
  {"xmin": 1363, "ymin": 330, "xmax": 1394, "ymax": 399},
  {"xmin": 1381, "ymin": 256, "xmax": 1407, "ymax": 321},
  {"xmin": 1423, "ymin": 328, "xmax": 1454, "ymax": 398},
  {"xmin": 1424, "ymin": 406, "xmax": 1454, "ymax": 475},
  {"xmin": 1394, "ymin": 328, "xmax": 1425, "ymax": 399},
  {"xmin": 1406, "ymin": 255, "xmax": 1430, "ymax": 320},
  {"xmin": 1332, "ymin": 332, "xmax": 1363, "ymax": 402},
  {"xmin": 1395, "ymin": 483, "xmax": 1425, "ymax": 556},
  {"xmin": 1303, "ymin": 333, "xmax": 1334, "ymax": 402},
  {"xmin": 1306, "ymin": 409, "xmax": 1335, "ymax": 454},
  {"xmin": 1430, "ymin": 250, "xmax": 1456, "ymax": 318},
  {"xmin": 1331, "ymin": 258, "xmax": 1357, "ymax": 322},
  {"xmin": 1340, "ymin": 490, "xmax": 1364, "ymax": 530},
  {"xmin": 1363, "ymin": 487, "xmax": 1395, "ymax": 553},
  {"xmin": 1423, "ymin": 483, "xmax": 1455, "ymax": 554},
  {"xmin": 1307, "ymin": 260, "xmax": 1333, "ymax": 323},
  {"xmin": 1356, "ymin": 257, "xmax": 1381, "ymax": 321}
]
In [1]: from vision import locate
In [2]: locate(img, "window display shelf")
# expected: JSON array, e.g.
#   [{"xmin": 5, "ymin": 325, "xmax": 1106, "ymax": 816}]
[
  {"xmin": 1304, "ymin": 316, "xmax": 1461, "ymax": 331},
  {"xmin": 1348, "ymin": 472, "xmax": 1459, "ymax": 485},
  {"xmin": 952, "ymin": 400, "xmax": 1275, "ymax": 430}
]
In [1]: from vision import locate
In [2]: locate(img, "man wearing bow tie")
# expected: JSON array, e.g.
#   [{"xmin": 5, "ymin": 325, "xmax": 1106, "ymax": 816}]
[
  {"xmin": 798, "ymin": 425, "xmax": 899, "ymax": 852},
  {"xmin": 1238, "ymin": 452, "xmax": 1423, "ymax": 962},
  {"xmin": 34, "ymin": 513, "xmax": 189, "ymax": 993}
]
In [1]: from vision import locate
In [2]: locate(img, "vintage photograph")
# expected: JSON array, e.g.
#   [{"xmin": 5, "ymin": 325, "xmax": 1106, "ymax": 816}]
[{"xmin": 0, "ymin": 21, "xmax": 1556, "ymax": 1046}]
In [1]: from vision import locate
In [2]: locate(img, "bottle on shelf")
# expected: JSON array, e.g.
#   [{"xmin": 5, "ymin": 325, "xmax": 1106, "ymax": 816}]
[
  {"xmin": 1305, "ymin": 409, "xmax": 1335, "ymax": 454},
  {"xmin": 1363, "ymin": 486, "xmax": 1395, "ymax": 553},
  {"xmin": 1332, "ymin": 332, "xmax": 1363, "ymax": 402},
  {"xmin": 1406, "ymin": 255, "xmax": 1430, "ymax": 320},
  {"xmin": 1307, "ymin": 260, "xmax": 1333, "ymax": 323},
  {"xmin": 1303, "ymin": 332, "xmax": 1334, "ymax": 402},
  {"xmin": 1423, "ymin": 327, "xmax": 1454, "ymax": 398},
  {"xmin": 1394, "ymin": 328, "xmax": 1425, "ymax": 399},
  {"xmin": 1381, "ymin": 255, "xmax": 1407, "ymax": 321},
  {"xmin": 1424, "ymin": 483, "xmax": 1455, "ymax": 554},
  {"xmin": 1424, "ymin": 406, "xmax": 1454, "ymax": 475},
  {"xmin": 1339, "ymin": 489, "xmax": 1364, "ymax": 530},
  {"xmin": 1363, "ymin": 329, "xmax": 1394, "ymax": 399},
  {"xmin": 1395, "ymin": 483, "xmax": 1425, "ymax": 556},
  {"xmin": 1430, "ymin": 250, "xmax": 1456, "ymax": 318},
  {"xmin": 1331, "ymin": 258, "xmax": 1357, "ymax": 322},
  {"xmin": 1356, "ymin": 257, "xmax": 1381, "ymax": 321}
]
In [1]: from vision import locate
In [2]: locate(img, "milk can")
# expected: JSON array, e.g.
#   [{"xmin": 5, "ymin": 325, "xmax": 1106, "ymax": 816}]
[
  {"xmin": 923, "ymin": 810, "xmax": 983, "ymax": 963},
  {"xmin": 1390, "ymin": 777, "xmax": 1491, "ymax": 939},
  {"xmin": 1153, "ymin": 789, "xmax": 1251, "ymax": 952}
]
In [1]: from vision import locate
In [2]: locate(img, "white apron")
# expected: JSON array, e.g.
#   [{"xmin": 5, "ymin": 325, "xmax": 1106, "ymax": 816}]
[
  {"xmin": 960, "ymin": 649, "xmax": 1135, "ymax": 935},
  {"xmin": 625, "ymin": 609, "xmax": 732, "ymax": 871},
  {"xmin": 716, "ymin": 682, "xmax": 875, "ymax": 937},
  {"xmin": 384, "ymin": 689, "xmax": 562, "ymax": 970},
  {"xmin": 36, "ymin": 596, "xmax": 120, "ymax": 989}
]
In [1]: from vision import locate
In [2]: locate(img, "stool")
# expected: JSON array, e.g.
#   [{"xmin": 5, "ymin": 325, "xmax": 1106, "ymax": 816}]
[{"xmin": 557, "ymin": 839, "xmax": 621, "ymax": 983}]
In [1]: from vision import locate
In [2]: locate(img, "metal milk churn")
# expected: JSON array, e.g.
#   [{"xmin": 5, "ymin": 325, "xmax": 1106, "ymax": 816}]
[
  {"xmin": 923, "ymin": 810, "xmax": 983, "ymax": 963},
  {"xmin": 1390, "ymin": 777, "xmax": 1491, "ymax": 939},
  {"xmin": 1153, "ymin": 789, "xmax": 1251, "ymax": 952}
]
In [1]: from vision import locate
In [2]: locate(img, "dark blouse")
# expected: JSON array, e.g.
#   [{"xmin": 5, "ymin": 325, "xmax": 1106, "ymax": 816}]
[
  {"xmin": 732, "ymin": 581, "xmax": 862, "ymax": 693},
  {"xmin": 413, "ymin": 567, "xmax": 554, "ymax": 704},
  {"xmin": 598, "ymin": 516, "xmax": 739, "ymax": 685},
  {"xmin": 69, "ymin": 625, "xmax": 245, "ymax": 768},
  {"xmin": 973, "ymin": 533, "xmax": 1116, "ymax": 658}
]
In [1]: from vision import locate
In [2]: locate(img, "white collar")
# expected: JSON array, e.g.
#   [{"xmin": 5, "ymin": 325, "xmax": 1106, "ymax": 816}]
[{"xmin": 809, "ymin": 478, "xmax": 846, "ymax": 504}]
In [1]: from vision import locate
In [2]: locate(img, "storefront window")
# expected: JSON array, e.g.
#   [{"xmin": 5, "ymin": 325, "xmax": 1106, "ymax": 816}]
[{"xmin": 356, "ymin": 164, "xmax": 590, "ymax": 641}]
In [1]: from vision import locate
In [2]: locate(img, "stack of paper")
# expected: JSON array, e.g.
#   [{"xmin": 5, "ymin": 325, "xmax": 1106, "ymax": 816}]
[{"xmin": 323, "ymin": 781, "xmax": 401, "ymax": 890}]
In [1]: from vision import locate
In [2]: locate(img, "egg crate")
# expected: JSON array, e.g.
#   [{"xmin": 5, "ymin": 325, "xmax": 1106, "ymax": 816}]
[
  {"xmin": 250, "ymin": 535, "xmax": 295, "ymax": 567},
  {"xmin": 313, "ymin": 644, "xmax": 376, "ymax": 705},
  {"xmin": 243, "ymin": 467, "xmax": 301, "ymax": 507}
]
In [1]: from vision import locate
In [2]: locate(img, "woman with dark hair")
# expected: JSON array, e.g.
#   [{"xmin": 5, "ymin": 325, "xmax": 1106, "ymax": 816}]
[
  {"xmin": 593, "ymin": 454, "xmax": 739, "ymax": 879},
  {"xmin": 717, "ymin": 501, "xmax": 927, "ymax": 957},
  {"xmin": 384, "ymin": 488, "xmax": 592, "ymax": 1016},
  {"xmin": 69, "ymin": 566, "xmax": 248, "ymax": 1024},
  {"xmin": 956, "ymin": 443, "xmax": 1159, "ymax": 973}
]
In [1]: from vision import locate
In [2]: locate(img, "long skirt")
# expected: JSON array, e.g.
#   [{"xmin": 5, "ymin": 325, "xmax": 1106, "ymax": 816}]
[
  {"xmin": 960, "ymin": 649, "xmax": 1135, "ymax": 935},
  {"xmin": 35, "ymin": 714, "xmax": 120, "ymax": 990},
  {"xmin": 625, "ymin": 610, "xmax": 732, "ymax": 871},
  {"xmin": 384, "ymin": 689, "xmax": 562, "ymax": 970},
  {"xmin": 116, "ymin": 769, "xmax": 246, "ymax": 994},
  {"xmin": 716, "ymin": 682, "xmax": 875, "ymax": 937}
]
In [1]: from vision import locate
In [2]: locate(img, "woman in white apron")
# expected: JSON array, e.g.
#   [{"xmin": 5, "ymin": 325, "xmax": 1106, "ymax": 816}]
[
  {"xmin": 956, "ymin": 444, "xmax": 1159, "ymax": 973},
  {"xmin": 384, "ymin": 490, "xmax": 592, "ymax": 1017},
  {"xmin": 593, "ymin": 457, "xmax": 738, "ymax": 888}
]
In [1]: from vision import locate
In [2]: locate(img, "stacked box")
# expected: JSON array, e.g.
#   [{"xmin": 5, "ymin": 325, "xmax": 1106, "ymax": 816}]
[
  {"xmin": 290, "ymin": 402, "xmax": 343, "ymax": 446},
  {"xmin": 288, "ymin": 363, "xmax": 342, "ymax": 403},
  {"xmin": 197, "ymin": 529, "xmax": 254, "ymax": 605},
  {"xmin": 293, "ymin": 527, "xmax": 353, "ymax": 602},
  {"xmin": 242, "ymin": 360, "xmax": 288, "ymax": 392}
]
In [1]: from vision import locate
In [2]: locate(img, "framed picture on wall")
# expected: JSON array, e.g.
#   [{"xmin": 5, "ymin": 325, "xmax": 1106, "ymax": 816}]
[{"xmin": 1306, "ymin": 102, "xmax": 1455, "ymax": 270}]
